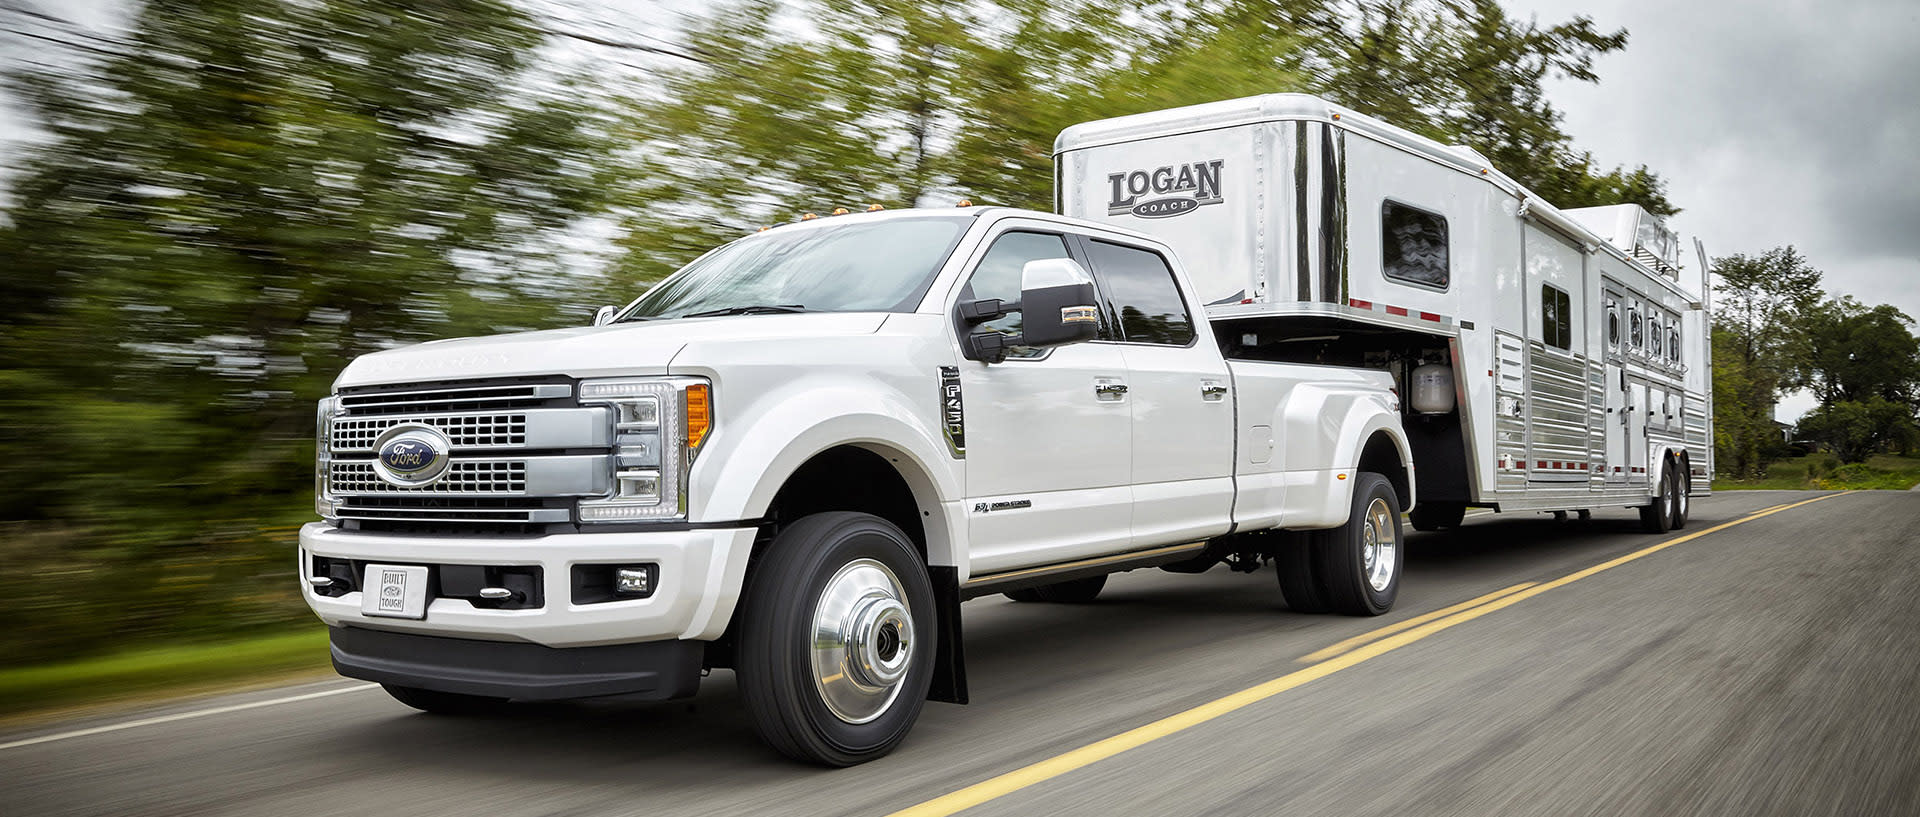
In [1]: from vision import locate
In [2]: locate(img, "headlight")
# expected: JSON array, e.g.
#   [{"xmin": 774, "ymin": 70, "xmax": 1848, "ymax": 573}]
[
  {"xmin": 315, "ymin": 396, "xmax": 339, "ymax": 519},
  {"xmin": 578, "ymin": 377, "xmax": 711, "ymax": 522}
]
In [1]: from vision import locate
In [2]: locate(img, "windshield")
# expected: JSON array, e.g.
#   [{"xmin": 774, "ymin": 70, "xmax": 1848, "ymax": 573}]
[{"xmin": 620, "ymin": 215, "xmax": 973, "ymax": 320}]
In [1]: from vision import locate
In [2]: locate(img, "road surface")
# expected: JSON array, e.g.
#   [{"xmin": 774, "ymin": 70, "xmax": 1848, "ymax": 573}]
[{"xmin": 5, "ymin": 490, "xmax": 1916, "ymax": 817}]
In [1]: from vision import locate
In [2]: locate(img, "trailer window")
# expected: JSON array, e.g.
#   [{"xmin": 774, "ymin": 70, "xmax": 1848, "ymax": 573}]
[
  {"xmin": 1541, "ymin": 285, "xmax": 1573, "ymax": 350},
  {"xmin": 1381, "ymin": 201, "xmax": 1449, "ymax": 289},
  {"xmin": 1630, "ymin": 308, "xmax": 1643, "ymax": 350},
  {"xmin": 1607, "ymin": 301, "xmax": 1620, "ymax": 349},
  {"xmin": 1650, "ymin": 314, "xmax": 1664, "ymax": 359},
  {"xmin": 1670, "ymin": 327, "xmax": 1682, "ymax": 364},
  {"xmin": 958, "ymin": 231, "xmax": 1082, "ymax": 356},
  {"xmin": 1087, "ymin": 240, "xmax": 1195, "ymax": 345}
]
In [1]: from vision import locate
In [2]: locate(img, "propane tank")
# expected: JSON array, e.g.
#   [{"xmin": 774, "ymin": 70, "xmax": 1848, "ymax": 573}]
[{"xmin": 1410, "ymin": 362, "xmax": 1456, "ymax": 414}]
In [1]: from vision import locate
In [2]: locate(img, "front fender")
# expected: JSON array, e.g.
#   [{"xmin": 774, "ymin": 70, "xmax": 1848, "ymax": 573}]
[{"xmin": 686, "ymin": 379, "xmax": 961, "ymax": 566}]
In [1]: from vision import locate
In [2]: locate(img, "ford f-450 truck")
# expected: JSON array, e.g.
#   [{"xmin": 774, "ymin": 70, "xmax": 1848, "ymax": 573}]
[{"xmin": 303, "ymin": 205, "xmax": 1413, "ymax": 765}]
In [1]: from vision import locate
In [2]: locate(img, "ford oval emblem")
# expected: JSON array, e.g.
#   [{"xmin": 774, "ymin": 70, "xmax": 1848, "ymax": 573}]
[
  {"xmin": 369, "ymin": 424, "xmax": 453, "ymax": 488},
  {"xmin": 1131, "ymin": 197, "xmax": 1200, "ymax": 219}
]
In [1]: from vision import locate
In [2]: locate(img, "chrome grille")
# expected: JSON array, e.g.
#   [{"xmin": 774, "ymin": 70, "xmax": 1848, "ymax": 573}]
[
  {"xmin": 331, "ymin": 413, "xmax": 528, "ymax": 451},
  {"xmin": 337, "ymin": 380, "xmax": 572, "ymax": 415},
  {"xmin": 331, "ymin": 460, "xmax": 528, "ymax": 494}
]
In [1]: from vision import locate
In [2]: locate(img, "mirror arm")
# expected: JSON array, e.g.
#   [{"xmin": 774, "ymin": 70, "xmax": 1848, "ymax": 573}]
[{"xmin": 957, "ymin": 298, "xmax": 1020, "ymax": 325}]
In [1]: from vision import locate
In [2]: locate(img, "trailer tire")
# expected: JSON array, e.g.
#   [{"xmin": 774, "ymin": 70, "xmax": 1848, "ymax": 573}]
[
  {"xmin": 1638, "ymin": 464, "xmax": 1675, "ymax": 534},
  {"xmin": 1409, "ymin": 502, "xmax": 1466, "ymax": 531},
  {"xmin": 1313, "ymin": 473, "xmax": 1402, "ymax": 616},
  {"xmin": 1276, "ymin": 532, "xmax": 1331, "ymax": 614},
  {"xmin": 736, "ymin": 512, "xmax": 935, "ymax": 766},
  {"xmin": 1671, "ymin": 461, "xmax": 1692, "ymax": 530},
  {"xmin": 1003, "ymin": 575, "xmax": 1106, "ymax": 604},
  {"xmin": 381, "ymin": 684, "xmax": 509, "ymax": 716}
]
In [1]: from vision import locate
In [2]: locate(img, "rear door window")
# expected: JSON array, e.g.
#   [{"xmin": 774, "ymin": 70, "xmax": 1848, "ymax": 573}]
[{"xmin": 1085, "ymin": 240, "xmax": 1195, "ymax": 345}]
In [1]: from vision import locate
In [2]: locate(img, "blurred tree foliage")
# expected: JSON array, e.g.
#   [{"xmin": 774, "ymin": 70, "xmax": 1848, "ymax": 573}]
[
  {"xmin": 604, "ymin": 0, "xmax": 1675, "ymax": 290},
  {"xmin": 1711, "ymin": 246, "xmax": 1824, "ymax": 477},
  {"xmin": 0, "ymin": 0, "xmax": 610, "ymax": 664}
]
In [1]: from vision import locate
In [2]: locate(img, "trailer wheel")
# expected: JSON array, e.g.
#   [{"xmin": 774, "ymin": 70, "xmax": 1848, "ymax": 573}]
[
  {"xmin": 1638, "ymin": 464, "xmax": 1675, "ymax": 534},
  {"xmin": 736, "ymin": 512, "xmax": 935, "ymax": 766},
  {"xmin": 1408, "ymin": 502, "xmax": 1466, "ymax": 532},
  {"xmin": 381, "ymin": 684, "xmax": 509, "ymax": 716},
  {"xmin": 1276, "ymin": 532, "xmax": 1331, "ymax": 613},
  {"xmin": 1003, "ymin": 575, "xmax": 1106, "ymax": 604},
  {"xmin": 1314, "ymin": 473, "xmax": 1402, "ymax": 616},
  {"xmin": 1671, "ymin": 461, "xmax": 1692, "ymax": 530}
]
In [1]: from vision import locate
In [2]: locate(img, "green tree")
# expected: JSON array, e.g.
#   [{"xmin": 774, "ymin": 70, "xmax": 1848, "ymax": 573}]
[
  {"xmin": 1793, "ymin": 296, "xmax": 1920, "ymax": 406},
  {"xmin": 1711, "ymin": 246, "xmax": 1824, "ymax": 477},
  {"xmin": 0, "ymin": 0, "xmax": 610, "ymax": 663},
  {"xmin": 1794, "ymin": 397, "xmax": 1920, "ymax": 463}
]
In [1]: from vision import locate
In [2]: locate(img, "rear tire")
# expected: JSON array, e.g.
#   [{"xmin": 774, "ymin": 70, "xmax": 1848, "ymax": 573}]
[
  {"xmin": 1408, "ymin": 501, "xmax": 1466, "ymax": 532},
  {"xmin": 382, "ymin": 684, "xmax": 509, "ymax": 716},
  {"xmin": 1312, "ymin": 473, "xmax": 1402, "ymax": 616},
  {"xmin": 736, "ymin": 512, "xmax": 935, "ymax": 766},
  {"xmin": 1003, "ymin": 575, "xmax": 1106, "ymax": 604},
  {"xmin": 1638, "ymin": 462, "xmax": 1675, "ymax": 533}
]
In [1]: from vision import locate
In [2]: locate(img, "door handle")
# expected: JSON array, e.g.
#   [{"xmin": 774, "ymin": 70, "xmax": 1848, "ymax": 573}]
[
  {"xmin": 1094, "ymin": 380, "xmax": 1129, "ymax": 399},
  {"xmin": 1201, "ymin": 381, "xmax": 1228, "ymax": 401}
]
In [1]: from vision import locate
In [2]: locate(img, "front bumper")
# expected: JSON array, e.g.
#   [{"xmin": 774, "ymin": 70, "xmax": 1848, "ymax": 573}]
[
  {"xmin": 298, "ymin": 522, "xmax": 757, "ymax": 648},
  {"xmin": 330, "ymin": 626, "xmax": 703, "ymax": 700}
]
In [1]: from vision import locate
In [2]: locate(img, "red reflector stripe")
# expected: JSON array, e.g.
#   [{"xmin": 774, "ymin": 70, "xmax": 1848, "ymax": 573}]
[
  {"xmin": 1386, "ymin": 305, "xmax": 1409, "ymax": 317},
  {"xmin": 1349, "ymin": 298, "xmax": 1373, "ymax": 309},
  {"xmin": 1419, "ymin": 311, "xmax": 1442, "ymax": 322}
]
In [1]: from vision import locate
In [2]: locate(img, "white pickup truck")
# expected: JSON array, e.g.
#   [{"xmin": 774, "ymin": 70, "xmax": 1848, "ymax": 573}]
[{"xmin": 302, "ymin": 206, "xmax": 1412, "ymax": 765}]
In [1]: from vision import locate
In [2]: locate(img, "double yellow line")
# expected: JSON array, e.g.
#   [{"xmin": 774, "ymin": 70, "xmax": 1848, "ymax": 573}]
[{"xmin": 887, "ymin": 492, "xmax": 1849, "ymax": 817}]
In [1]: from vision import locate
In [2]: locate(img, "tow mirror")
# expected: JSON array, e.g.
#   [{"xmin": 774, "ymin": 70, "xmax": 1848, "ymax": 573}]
[
  {"xmin": 592, "ymin": 305, "xmax": 617, "ymax": 326},
  {"xmin": 959, "ymin": 258, "xmax": 1099, "ymax": 363}
]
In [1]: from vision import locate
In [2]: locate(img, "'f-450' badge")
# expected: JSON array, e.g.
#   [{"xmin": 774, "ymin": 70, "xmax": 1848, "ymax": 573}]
[{"xmin": 371, "ymin": 424, "xmax": 453, "ymax": 488}]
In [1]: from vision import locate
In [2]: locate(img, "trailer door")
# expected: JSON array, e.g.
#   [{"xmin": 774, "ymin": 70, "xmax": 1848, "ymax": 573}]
[
  {"xmin": 1602, "ymin": 287, "xmax": 1629, "ymax": 483},
  {"xmin": 1522, "ymin": 224, "xmax": 1590, "ymax": 484}
]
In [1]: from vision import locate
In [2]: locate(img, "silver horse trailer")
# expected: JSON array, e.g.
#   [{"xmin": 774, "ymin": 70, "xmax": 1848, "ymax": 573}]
[{"xmin": 1055, "ymin": 93, "xmax": 1711, "ymax": 532}]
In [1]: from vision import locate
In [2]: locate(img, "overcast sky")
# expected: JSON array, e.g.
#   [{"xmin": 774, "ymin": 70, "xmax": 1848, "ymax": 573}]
[
  {"xmin": 5, "ymin": 0, "xmax": 1916, "ymax": 418},
  {"xmin": 1506, "ymin": 0, "xmax": 1920, "ymax": 419}
]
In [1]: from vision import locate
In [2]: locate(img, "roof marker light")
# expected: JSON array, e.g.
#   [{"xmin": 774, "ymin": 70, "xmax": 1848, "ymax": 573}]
[
  {"xmin": 801, "ymin": 212, "xmax": 818, "ymax": 220},
  {"xmin": 867, "ymin": 204, "xmax": 884, "ymax": 211},
  {"xmin": 956, "ymin": 199, "xmax": 972, "ymax": 207},
  {"xmin": 831, "ymin": 207, "xmax": 849, "ymax": 215}
]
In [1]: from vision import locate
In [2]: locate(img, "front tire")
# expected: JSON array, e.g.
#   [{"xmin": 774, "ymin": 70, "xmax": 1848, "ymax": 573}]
[
  {"xmin": 1003, "ymin": 575, "xmax": 1106, "ymax": 603},
  {"xmin": 736, "ymin": 512, "xmax": 935, "ymax": 766},
  {"xmin": 1313, "ymin": 473, "xmax": 1402, "ymax": 616},
  {"xmin": 381, "ymin": 684, "xmax": 509, "ymax": 716}
]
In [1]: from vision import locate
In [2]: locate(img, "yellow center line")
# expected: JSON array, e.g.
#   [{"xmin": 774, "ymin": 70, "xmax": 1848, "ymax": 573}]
[
  {"xmin": 886, "ymin": 491, "xmax": 1851, "ymax": 817},
  {"xmin": 1297, "ymin": 582, "xmax": 1536, "ymax": 663}
]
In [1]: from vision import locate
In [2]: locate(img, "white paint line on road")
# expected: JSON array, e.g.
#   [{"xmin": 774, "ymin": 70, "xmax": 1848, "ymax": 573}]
[{"xmin": 0, "ymin": 683, "xmax": 378, "ymax": 752}]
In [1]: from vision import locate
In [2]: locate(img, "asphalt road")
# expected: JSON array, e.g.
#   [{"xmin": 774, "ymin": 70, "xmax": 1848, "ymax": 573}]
[{"xmin": 6, "ymin": 490, "xmax": 1917, "ymax": 817}]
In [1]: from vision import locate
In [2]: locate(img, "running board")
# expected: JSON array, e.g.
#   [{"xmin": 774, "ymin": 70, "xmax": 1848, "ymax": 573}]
[{"xmin": 960, "ymin": 543, "xmax": 1207, "ymax": 600}]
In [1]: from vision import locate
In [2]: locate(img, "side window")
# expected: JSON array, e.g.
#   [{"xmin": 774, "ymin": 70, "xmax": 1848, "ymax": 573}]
[
  {"xmin": 1382, "ymin": 201, "xmax": 1449, "ymax": 289},
  {"xmin": 1086, "ymin": 239, "xmax": 1195, "ymax": 345},
  {"xmin": 1670, "ymin": 327, "xmax": 1682, "ymax": 365},
  {"xmin": 1606, "ymin": 299, "xmax": 1620, "ymax": 350},
  {"xmin": 960, "ymin": 231, "xmax": 1075, "ymax": 352},
  {"xmin": 1650, "ymin": 314, "xmax": 1664, "ymax": 359},
  {"xmin": 1541, "ymin": 285, "xmax": 1573, "ymax": 350},
  {"xmin": 1629, "ymin": 307, "xmax": 1644, "ymax": 351}
]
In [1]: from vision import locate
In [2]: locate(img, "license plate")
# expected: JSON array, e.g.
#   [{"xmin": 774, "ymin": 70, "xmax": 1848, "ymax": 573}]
[{"xmin": 361, "ymin": 564, "xmax": 430, "ymax": 620}]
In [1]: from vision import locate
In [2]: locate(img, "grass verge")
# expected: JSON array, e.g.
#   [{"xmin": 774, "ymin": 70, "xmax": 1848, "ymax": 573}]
[
  {"xmin": 1715, "ymin": 453, "xmax": 1920, "ymax": 491},
  {"xmin": 0, "ymin": 627, "xmax": 332, "ymax": 721}
]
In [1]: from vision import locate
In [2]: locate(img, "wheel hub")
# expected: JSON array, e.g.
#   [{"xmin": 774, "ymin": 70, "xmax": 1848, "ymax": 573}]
[
  {"xmin": 811, "ymin": 559, "xmax": 915, "ymax": 724},
  {"xmin": 1361, "ymin": 497, "xmax": 1398, "ymax": 593}
]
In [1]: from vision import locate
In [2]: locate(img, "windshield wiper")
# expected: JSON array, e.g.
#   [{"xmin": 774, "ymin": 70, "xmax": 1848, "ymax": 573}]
[{"xmin": 681, "ymin": 304, "xmax": 809, "ymax": 318}]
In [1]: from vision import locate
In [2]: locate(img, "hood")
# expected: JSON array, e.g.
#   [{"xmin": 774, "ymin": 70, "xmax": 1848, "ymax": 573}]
[{"xmin": 335, "ymin": 312, "xmax": 889, "ymax": 388}]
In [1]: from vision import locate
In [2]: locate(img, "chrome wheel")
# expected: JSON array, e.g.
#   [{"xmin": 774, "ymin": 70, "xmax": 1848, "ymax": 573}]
[
  {"xmin": 1360, "ymin": 497, "xmax": 1398, "ymax": 593},
  {"xmin": 811, "ymin": 558, "xmax": 914, "ymax": 724}
]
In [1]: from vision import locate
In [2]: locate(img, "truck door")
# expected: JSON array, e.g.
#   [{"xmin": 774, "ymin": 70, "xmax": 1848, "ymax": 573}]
[
  {"xmin": 951, "ymin": 227, "xmax": 1135, "ymax": 575},
  {"xmin": 1603, "ymin": 288, "xmax": 1629, "ymax": 483},
  {"xmin": 1075, "ymin": 236, "xmax": 1234, "ymax": 548}
]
